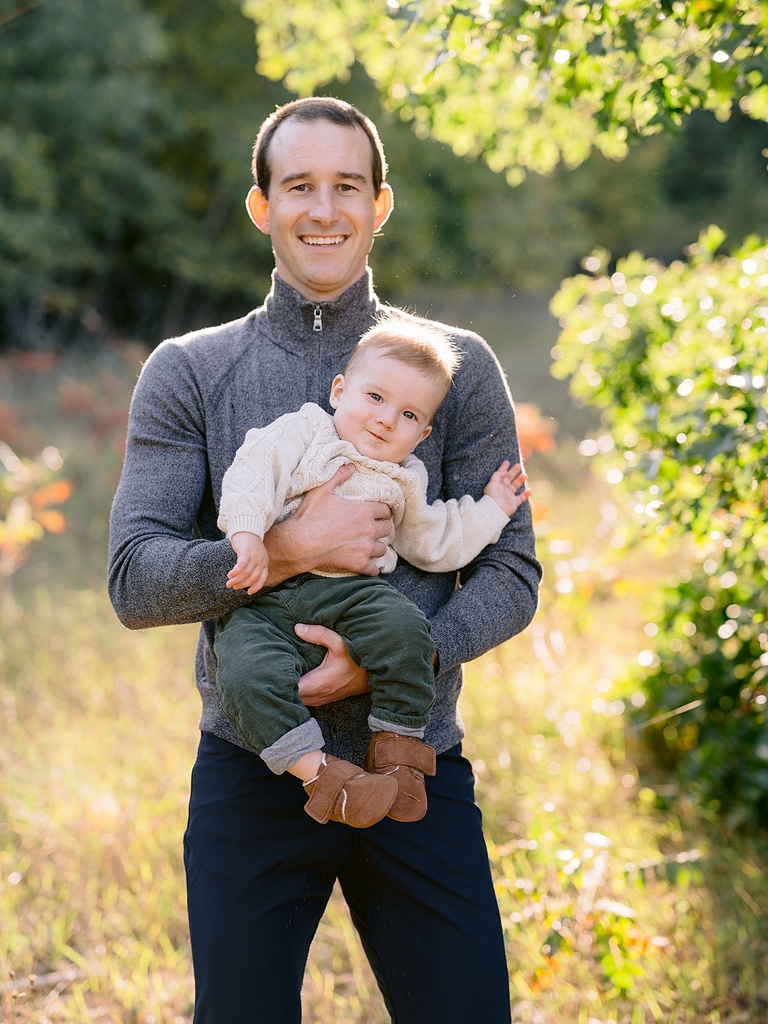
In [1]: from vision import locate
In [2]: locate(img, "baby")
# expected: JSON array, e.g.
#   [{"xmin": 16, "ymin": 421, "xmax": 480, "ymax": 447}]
[{"xmin": 215, "ymin": 310, "xmax": 530, "ymax": 827}]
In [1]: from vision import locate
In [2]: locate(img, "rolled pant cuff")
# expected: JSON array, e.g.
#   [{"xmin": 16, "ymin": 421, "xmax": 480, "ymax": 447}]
[
  {"xmin": 368, "ymin": 713, "xmax": 426, "ymax": 739},
  {"xmin": 261, "ymin": 718, "xmax": 325, "ymax": 775}
]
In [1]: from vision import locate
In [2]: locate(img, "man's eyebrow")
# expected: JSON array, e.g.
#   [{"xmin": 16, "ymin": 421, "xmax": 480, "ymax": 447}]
[
  {"xmin": 278, "ymin": 172, "xmax": 311, "ymax": 186},
  {"xmin": 335, "ymin": 172, "xmax": 368, "ymax": 183},
  {"xmin": 278, "ymin": 171, "xmax": 369, "ymax": 186}
]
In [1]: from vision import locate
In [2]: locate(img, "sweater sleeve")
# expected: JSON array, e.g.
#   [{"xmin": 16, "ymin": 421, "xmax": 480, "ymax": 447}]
[
  {"xmin": 108, "ymin": 342, "xmax": 248, "ymax": 629},
  {"xmin": 392, "ymin": 457, "xmax": 510, "ymax": 572},
  {"xmin": 425, "ymin": 341, "xmax": 542, "ymax": 673},
  {"xmin": 217, "ymin": 404, "xmax": 323, "ymax": 539}
]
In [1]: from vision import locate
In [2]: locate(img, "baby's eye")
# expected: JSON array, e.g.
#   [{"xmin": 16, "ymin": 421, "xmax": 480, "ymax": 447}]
[
  {"xmin": 403, "ymin": 411, "xmax": 416, "ymax": 420},
  {"xmin": 368, "ymin": 392, "xmax": 382, "ymax": 402}
]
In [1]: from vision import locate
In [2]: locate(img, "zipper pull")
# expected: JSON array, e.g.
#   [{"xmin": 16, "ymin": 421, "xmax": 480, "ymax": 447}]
[{"xmin": 313, "ymin": 306, "xmax": 323, "ymax": 332}]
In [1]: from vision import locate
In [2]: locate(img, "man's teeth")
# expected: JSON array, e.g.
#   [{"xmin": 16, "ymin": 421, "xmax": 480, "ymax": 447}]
[{"xmin": 303, "ymin": 236, "xmax": 345, "ymax": 245}]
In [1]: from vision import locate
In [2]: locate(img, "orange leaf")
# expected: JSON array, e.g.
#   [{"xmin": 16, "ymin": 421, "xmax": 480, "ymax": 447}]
[
  {"xmin": 515, "ymin": 403, "xmax": 558, "ymax": 459},
  {"xmin": 35, "ymin": 510, "xmax": 67, "ymax": 534},
  {"xmin": 30, "ymin": 480, "xmax": 73, "ymax": 509}
]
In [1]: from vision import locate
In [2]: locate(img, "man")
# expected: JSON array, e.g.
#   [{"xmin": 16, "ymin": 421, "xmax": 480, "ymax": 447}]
[{"xmin": 108, "ymin": 97, "xmax": 541, "ymax": 1023}]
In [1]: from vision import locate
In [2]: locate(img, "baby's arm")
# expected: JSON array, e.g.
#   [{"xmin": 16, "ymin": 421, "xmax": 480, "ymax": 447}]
[
  {"xmin": 226, "ymin": 532, "xmax": 269, "ymax": 595},
  {"xmin": 484, "ymin": 460, "xmax": 531, "ymax": 518}
]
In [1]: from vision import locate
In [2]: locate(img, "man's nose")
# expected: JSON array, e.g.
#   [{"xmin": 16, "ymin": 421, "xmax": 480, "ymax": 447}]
[{"xmin": 309, "ymin": 186, "xmax": 339, "ymax": 223}]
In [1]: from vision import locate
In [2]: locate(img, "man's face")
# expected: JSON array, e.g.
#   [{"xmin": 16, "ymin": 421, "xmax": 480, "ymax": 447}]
[
  {"xmin": 329, "ymin": 351, "xmax": 444, "ymax": 465},
  {"xmin": 247, "ymin": 118, "xmax": 393, "ymax": 302}
]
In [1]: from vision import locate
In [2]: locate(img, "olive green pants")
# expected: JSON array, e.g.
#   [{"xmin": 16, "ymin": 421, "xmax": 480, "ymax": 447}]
[{"xmin": 214, "ymin": 573, "xmax": 435, "ymax": 773}]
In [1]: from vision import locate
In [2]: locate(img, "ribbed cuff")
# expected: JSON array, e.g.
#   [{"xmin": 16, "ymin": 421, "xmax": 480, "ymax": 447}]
[{"xmin": 261, "ymin": 717, "xmax": 325, "ymax": 775}]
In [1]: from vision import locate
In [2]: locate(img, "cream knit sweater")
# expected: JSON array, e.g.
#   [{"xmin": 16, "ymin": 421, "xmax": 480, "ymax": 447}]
[{"xmin": 218, "ymin": 402, "xmax": 510, "ymax": 575}]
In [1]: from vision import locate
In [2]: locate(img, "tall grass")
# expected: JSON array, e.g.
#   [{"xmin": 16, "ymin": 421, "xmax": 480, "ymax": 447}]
[{"xmin": 1, "ymin": 342, "xmax": 767, "ymax": 1023}]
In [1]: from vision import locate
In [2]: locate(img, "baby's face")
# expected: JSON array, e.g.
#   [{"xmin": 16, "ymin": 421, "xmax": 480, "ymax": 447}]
[{"xmin": 329, "ymin": 352, "xmax": 445, "ymax": 463}]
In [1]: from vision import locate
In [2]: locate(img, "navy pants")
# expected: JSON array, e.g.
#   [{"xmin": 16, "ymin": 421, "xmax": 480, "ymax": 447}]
[{"xmin": 184, "ymin": 732, "xmax": 512, "ymax": 1024}]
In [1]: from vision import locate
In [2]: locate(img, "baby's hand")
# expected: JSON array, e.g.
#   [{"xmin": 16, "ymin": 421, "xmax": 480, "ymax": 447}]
[
  {"xmin": 227, "ymin": 532, "xmax": 269, "ymax": 595},
  {"xmin": 484, "ymin": 460, "xmax": 531, "ymax": 518}
]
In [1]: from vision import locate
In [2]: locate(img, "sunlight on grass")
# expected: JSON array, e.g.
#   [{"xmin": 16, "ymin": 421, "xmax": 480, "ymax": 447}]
[
  {"xmin": 462, "ymin": 613, "xmax": 712, "ymax": 1023},
  {"xmin": 4, "ymin": 578, "xmax": 766, "ymax": 1023},
  {"xmin": 1, "ymin": 588, "xmax": 198, "ymax": 1023}
]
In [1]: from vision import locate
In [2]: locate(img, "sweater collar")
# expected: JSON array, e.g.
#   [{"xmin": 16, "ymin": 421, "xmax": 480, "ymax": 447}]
[{"xmin": 261, "ymin": 269, "xmax": 379, "ymax": 353}]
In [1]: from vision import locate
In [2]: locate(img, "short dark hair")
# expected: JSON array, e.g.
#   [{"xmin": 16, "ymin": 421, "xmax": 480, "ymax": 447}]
[{"xmin": 252, "ymin": 97, "xmax": 388, "ymax": 199}]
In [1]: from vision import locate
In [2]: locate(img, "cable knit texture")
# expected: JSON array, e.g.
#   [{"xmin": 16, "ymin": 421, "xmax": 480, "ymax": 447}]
[
  {"xmin": 108, "ymin": 270, "xmax": 542, "ymax": 766},
  {"xmin": 217, "ymin": 401, "xmax": 511, "ymax": 575}
]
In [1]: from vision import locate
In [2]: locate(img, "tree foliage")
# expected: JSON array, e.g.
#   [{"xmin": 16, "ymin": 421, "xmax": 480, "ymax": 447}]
[
  {"xmin": 0, "ymin": 0, "xmax": 285, "ymax": 344},
  {"xmin": 1, "ymin": 0, "xmax": 767, "ymax": 346},
  {"xmin": 244, "ymin": 0, "xmax": 768, "ymax": 183},
  {"xmin": 551, "ymin": 229, "xmax": 768, "ymax": 822},
  {"xmin": 0, "ymin": 0, "xmax": 171, "ymax": 340}
]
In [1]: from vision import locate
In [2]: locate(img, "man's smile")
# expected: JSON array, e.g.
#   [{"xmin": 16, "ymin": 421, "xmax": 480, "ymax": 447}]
[{"xmin": 301, "ymin": 235, "xmax": 346, "ymax": 246}]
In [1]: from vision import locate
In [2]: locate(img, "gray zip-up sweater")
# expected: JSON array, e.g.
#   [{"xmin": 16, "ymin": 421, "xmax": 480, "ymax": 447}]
[{"xmin": 108, "ymin": 270, "xmax": 542, "ymax": 766}]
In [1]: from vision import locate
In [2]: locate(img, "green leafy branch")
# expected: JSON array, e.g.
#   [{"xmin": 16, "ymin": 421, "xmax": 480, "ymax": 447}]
[
  {"xmin": 243, "ymin": 0, "xmax": 768, "ymax": 182},
  {"xmin": 551, "ymin": 228, "xmax": 768, "ymax": 822}
]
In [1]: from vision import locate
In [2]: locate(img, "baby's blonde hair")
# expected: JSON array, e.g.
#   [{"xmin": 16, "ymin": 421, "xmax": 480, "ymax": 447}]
[{"xmin": 344, "ymin": 310, "xmax": 461, "ymax": 403}]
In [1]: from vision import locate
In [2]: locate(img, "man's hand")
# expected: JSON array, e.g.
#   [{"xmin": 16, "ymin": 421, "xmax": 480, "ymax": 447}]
[
  {"xmin": 484, "ymin": 460, "xmax": 531, "ymax": 518},
  {"xmin": 263, "ymin": 464, "xmax": 393, "ymax": 585},
  {"xmin": 295, "ymin": 623, "xmax": 372, "ymax": 706},
  {"xmin": 226, "ymin": 532, "xmax": 269, "ymax": 595}
]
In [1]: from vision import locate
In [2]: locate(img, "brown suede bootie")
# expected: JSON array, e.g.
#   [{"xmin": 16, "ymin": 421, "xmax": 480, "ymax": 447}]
[
  {"xmin": 302, "ymin": 754, "xmax": 398, "ymax": 828},
  {"xmin": 364, "ymin": 732, "xmax": 437, "ymax": 822}
]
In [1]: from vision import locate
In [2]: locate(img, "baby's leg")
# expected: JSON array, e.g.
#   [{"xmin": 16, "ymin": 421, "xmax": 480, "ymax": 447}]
[
  {"xmin": 288, "ymin": 750, "xmax": 325, "ymax": 781},
  {"xmin": 215, "ymin": 593, "xmax": 397, "ymax": 828},
  {"xmin": 289, "ymin": 575, "xmax": 437, "ymax": 822},
  {"xmin": 295, "ymin": 575, "xmax": 436, "ymax": 734},
  {"xmin": 214, "ymin": 598, "xmax": 325, "ymax": 772}
]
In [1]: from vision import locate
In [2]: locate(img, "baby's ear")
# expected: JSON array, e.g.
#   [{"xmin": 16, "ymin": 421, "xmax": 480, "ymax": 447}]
[
  {"xmin": 417, "ymin": 424, "xmax": 432, "ymax": 445},
  {"xmin": 329, "ymin": 373, "xmax": 345, "ymax": 408}
]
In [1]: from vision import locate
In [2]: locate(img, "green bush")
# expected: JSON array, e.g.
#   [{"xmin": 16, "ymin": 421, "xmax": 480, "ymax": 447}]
[
  {"xmin": 550, "ymin": 226, "xmax": 768, "ymax": 825},
  {"xmin": 636, "ymin": 567, "xmax": 768, "ymax": 826}
]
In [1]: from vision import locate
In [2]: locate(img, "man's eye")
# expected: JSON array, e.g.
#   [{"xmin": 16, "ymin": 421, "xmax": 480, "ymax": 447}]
[{"xmin": 338, "ymin": 183, "xmax": 356, "ymax": 192}]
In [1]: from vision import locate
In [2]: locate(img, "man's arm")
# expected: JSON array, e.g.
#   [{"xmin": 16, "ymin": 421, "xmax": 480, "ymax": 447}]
[
  {"xmin": 108, "ymin": 343, "xmax": 239, "ymax": 629},
  {"xmin": 425, "ymin": 337, "xmax": 542, "ymax": 672}
]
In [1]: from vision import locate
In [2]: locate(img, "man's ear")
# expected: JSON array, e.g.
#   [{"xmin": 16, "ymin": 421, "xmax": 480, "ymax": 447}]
[
  {"xmin": 329, "ymin": 374, "xmax": 345, "ymax": 409},
  {"xmin": 373, "ymin": 183, "xmax": 394, "ymax": 233},
  {"xmin": 246, "ymin": 186, "xmax": 270, "ymax": 234}
]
